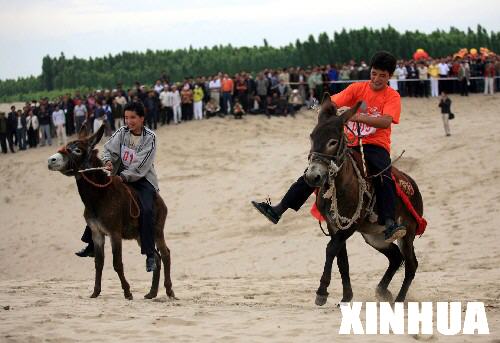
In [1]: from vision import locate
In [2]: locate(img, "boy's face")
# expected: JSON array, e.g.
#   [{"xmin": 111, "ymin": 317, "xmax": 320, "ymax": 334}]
[
  {"xmin": 124, "ymin": 110, "xmax": 144, "ymax": 132},
  {"xmin": 369, "ymin": 68, "xmax": 391, "ymax": 91}
]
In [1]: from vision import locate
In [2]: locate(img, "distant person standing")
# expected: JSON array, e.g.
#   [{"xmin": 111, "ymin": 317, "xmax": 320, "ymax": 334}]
[
  {"xmin": 209, "ymin": 75, "xmax": 221, "ymax": 106},
  {"xmin": 495, "ymin": 56, "xmax": 500, "ymax": 91},
  {"xmin": 428, "ymin": 59, "xmax": 440, "ymax": 97},
  {"xmin": 180, "ymin": 83, "xmax": 193, "ymax": 121},
  {"xmin": 395, "ymin": 63, "xmax": 407, "ymax": 96},
  {"xmin": 111, "ymin": 98, "xmax": 124, "ymax": 129},
  {"xmin": 93, "ymin": 102, "xmax": 105, "ymax": 134},
  {"xmin": 52, "ymin": 105, "xmax": 67, "ymax": 145},
  {"xmin": 144, "ymin": 90, "xmax": 158, "ymax": 129},
  {"xmin": 438, "ymin": 92, "xmax": 453, "ymax": 137},
  {"xmin": 458, "ymin": 61, "xmax": 470, "ymax": 96},
  {"xmin": 6, "ymin": 106, "xmax": 17, "ymax": 152},
  {"xmin": 484, "ymin": 59, "xmax": 496, "ymax": 95},
  {"xmin": 438, "ymin": 59, "xmax": 450, "ymax": 93},
  {"xmin": 38, "ymin": 105, "xmax": 52, "ymax": 146},
  {"xmin": 221, "ymin": 74, "xmax": 234, "ymax": 115},
  {"xmin": 15, "ymin": 110, "xmax": 27, "ymax": 150},
  {"xmin": 164, "ymin": 86, "xmax": 175, "ymax": 125},
  {"xmin": 417, "ymin": 62, "xmax": 429, "ymax": 97},
  {"xmin": 193, "ymin": 84, "xmax": 204, "ymax": 120},
  {"xmin": 0, "ymin": 112, "xmax": 9, "ymax": 154},
  {"xmin": 159, "ymin": 86, "xmax": 169, "ymax": 125},
  {"xmin": 255, "ymin": 73, "xmax": 269, "ymax": 113},
  {"xmin": 171, "ymin": 85, "xmax": 182, "ymax": 124},
  {"xmin": 73, "ymin": 100, "xmax": 88, "ymax": 133},
  {"xmin": 26, "ymin": 109, "xmax": 39, "ymax": 148},
  {"xmin": 406, "ymin": 62, "xmax": 418, "ymax": 97}
]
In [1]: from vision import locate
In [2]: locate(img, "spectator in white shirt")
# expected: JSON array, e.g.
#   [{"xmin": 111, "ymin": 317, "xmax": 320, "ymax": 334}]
[
  {"xmin": 153, "ymin": 79, "xmax": 164, "ymax": 94},
  {"xmin": 171, "ymin": 85, "xmax": 182, "ymax": 124},
  {"xmin": 417, "ymin": 63, "xmax": 429, "ymax": 97},
  {"xmin": 164, "ymin": 86, "xmax": 175, "ymax": 125},
  {"xmin": 52, "ymin": 105, "xmax": 67, "ymax": 145},
  {"xmin": 26, "ymin": 109, "xmax": 39, "ymax": 148},
  {"xmin": 159, "ymin": 86, "xmax": 170, "ymax": 125},
  {"xmin": 395, "ymin": 63, "xmax": 408, "ymax": 96},
  {"xmin": 438, "ymin": 59, "xmax": 450, "ymax": 93},
  {"xmin": 209, "ymin": 76, "xmax": 221, "ymax": 105},
  {"xmin": 74, "ymin": 102, "xmax": 87, "ymax": 133}
]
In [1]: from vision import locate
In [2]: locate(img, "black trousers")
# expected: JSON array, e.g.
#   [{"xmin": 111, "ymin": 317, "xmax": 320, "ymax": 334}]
[
  {"xmin": 166, "ymin": 107, "xmax": 173, "ymax": 124},
  {"xmin": 459, "ymin": 78, "xmax": 469, "ymax": 96},
  {"xmin": 0, "ymin": 132, "xmax": 7, "ymax": 153},
  {"xmin": 146, "ymin": 112, "xmax": 157, "ymax": 130},
  {"xmin": 281, "ymin": 144, "xmax": 396, "ymax": 225},
  {"xmin": 81, "ymin": 177, "xmax": 156, "ymax": 256},
  {"xmin": 27, "ymin": 128, "xmax": 38, "ymax": 148},
  {"xmin": 7, "ymin": 130, "xmax": 15, "ymax": 151}
]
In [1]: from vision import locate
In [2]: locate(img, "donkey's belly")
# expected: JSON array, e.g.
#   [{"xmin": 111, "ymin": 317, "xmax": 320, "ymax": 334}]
[
  {"xmin": 122, "ymin": 224, "xmax": 139, "ymax": 240},
  {"xmin": 357, "ymin": 222, "xmax": 391, "ymax": 250},
  {"xmin": 86, "ymin": 218, "xmax": 111, "ymax": 237}
]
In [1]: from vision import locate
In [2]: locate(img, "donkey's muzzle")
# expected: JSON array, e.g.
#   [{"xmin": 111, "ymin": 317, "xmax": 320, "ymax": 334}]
[
  {"xmin": 304, "ymin": 163, "xmax": 327, "ymax": 188},
  {"xmin": 48, "ymin": 153, "xmax": 65, "ymax": 171}
]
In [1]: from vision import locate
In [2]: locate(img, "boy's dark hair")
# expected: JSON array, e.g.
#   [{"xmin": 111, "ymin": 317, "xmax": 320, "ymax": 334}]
[
  {"xmin": 370, "ymin": 51, "xmax": 397, "ymax": 74},
  {"xmin": 123, "ymin": 101, "xmax": 145, "ymax": 117}
]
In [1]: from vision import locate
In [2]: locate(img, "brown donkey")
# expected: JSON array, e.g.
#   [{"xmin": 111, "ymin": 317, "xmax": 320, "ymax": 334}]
[
  {"xmin": 48, "ymin": 124, "xmax": 175, "ymax": 300},
  {"xmin": 304, "ymin": 95, "xmax": 425, "ymax": 305}
]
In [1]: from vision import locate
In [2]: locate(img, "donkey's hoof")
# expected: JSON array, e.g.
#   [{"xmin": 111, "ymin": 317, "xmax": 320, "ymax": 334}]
[
  {"xmin": 125, "ymin": 293, "xmax": 133, "ymax": 300},
  {"xmin": 315, "ymin": 294, "xmax": 328, "ymax": 306},
  {"xmin": 340, "ymin": 292, "xmax": 353, "ymax": 303},
  {"xmin": 167, "ymin": 290, "xmax": 177, "ymax": 300},
  {"xmin": 394, "ymin": 295, "xmax": 406, "ymax": 303},
  {"xmin": 90, "ymin": 292, "xmax": 100, "ymax": 298},
  {"xmin": 144, "ymin": 292, "xmax": 158, "ymax": 299},
  {"xmin": 376, "ymin": 287, "xmax": 394, "ymax": 302}
]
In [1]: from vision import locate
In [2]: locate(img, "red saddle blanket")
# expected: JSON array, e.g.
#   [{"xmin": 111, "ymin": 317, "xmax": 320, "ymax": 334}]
[{"xmin": 310, "ymin": 172, "xmax": 427, "ymax": 236}]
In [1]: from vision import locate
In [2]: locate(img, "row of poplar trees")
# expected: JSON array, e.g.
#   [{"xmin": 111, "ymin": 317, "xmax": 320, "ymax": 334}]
[{"xmin": 1, "ymin": 25, "xmax": 499, "ymax": 99}]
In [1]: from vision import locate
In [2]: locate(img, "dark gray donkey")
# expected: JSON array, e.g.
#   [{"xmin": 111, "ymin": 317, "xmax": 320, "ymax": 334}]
[
  {"xmin": 304, "ymin": 94, "xmax": 425, "ymax": 305},
  {"xmin": 48, "ymin": 124, "xmax": 175, "ymax": 300}
]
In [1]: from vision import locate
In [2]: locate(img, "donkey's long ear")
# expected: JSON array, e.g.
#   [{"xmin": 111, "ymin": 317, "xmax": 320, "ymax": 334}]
[
  {"xmin": 321, "ymin": 92, "xmax": 331, "ymax": 105},
  {"xmin": 318, "ymin": 92, "xmax": 337, "ymax": 123},
  {"xmin": 78, "ymin": 122, "xmax": 89, "ymax": 139},
  {"xmin": 87, "ymin": 124, "xmax": 105, "ymax": 149},
  {"xmin": 340, "ymin": 101, "xmax": 363, "ymax": 124}
]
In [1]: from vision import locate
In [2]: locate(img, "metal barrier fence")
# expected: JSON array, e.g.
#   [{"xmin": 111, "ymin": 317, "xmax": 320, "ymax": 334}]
[{"xmin": 284, "ymin": 76, "xmax": 500, "ymax": 85}]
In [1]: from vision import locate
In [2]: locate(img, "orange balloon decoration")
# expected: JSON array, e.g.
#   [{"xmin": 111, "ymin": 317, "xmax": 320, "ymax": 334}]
[{"xmin": 413, "ymin": 48, "xmax": 429, "ymax": 60}]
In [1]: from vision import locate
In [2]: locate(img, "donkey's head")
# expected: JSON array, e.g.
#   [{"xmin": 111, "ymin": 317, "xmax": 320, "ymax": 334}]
[
  {"xmin": 48, "ymin": 124, "xmax": 105, "ymax": 176},
  {"xmin": 304, "ymin": 93, "xmax": 362, "ymax": 187}
]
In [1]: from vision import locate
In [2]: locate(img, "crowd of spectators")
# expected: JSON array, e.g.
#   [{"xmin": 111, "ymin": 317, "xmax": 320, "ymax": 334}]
[{"xmin": 1, "ymin": 54, "xmax": 499, "ymax": 154}]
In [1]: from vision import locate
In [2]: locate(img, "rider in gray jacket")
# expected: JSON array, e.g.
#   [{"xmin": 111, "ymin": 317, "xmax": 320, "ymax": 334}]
[{"xmin": 76, "ymin": 102, "xmax": 159, "ymax": 272}]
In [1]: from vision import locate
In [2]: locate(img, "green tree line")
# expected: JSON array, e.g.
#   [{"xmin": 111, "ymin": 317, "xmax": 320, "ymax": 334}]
[{"xmin": 1, "ymin": 25, "xmax": 499, "ymax": 101}]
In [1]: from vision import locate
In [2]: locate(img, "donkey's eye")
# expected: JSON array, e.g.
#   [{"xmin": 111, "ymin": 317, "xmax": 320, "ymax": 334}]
[
  {"xmin": 327, "ymin": 139, "xmax": 338, "ymax": 148},
  {"xmin": 73, "ymin": 148, "xmax": 82, "ymax": 155}
]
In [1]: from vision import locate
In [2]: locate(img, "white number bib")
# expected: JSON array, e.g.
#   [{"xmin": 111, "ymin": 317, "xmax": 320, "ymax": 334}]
[
  {"xmin": 346, "ymin": 121, "xmax": 377, "ymax": 137},
  {"xmin": 121, "ymin": 145, "xmax": 136, "ymax": 167}
]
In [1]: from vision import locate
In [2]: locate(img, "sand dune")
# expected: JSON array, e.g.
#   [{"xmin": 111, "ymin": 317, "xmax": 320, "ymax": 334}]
[{"xmin": 1, "ymin": 94, "xmax": 499, "ymax": 342}]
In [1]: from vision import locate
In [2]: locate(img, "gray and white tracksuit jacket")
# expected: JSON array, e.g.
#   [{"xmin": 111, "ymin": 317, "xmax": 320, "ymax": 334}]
[{"xmin": 101, "ymin": 126, "xmax": 159, "ymax": 191}]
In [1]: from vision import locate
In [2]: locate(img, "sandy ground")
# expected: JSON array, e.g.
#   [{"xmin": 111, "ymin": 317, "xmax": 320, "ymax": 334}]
[{"xmin": 0, "ymin": 94, "xmax": 499, "ymax": 342}]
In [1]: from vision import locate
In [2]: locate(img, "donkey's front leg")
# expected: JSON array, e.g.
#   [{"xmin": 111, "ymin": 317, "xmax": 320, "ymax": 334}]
[
  {"xmin": 90, "ymin": 231, "xmax": 105, "ymax": 298},
  {"xmin": 336, "ymin": 243, "xmax": 353, "ymax": 303},
  {"xmin": 110, "ymin": 234, "xmax": 132, "ymax": 300},
  {"xmin": 144, "ymin": 250, "xmax": 161, "ymax": 299},
  {"xmin": 315, "ymin": 229, "xmax": 354, "ymax": 306}
]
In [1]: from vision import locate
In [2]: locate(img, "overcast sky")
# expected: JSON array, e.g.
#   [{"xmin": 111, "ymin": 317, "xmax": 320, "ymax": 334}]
[{"xmin": 1, "ymin": 0, "xmax": 499, "ymax": 80}]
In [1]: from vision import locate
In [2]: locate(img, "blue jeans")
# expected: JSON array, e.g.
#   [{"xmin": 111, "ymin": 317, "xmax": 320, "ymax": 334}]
[
  {"xmin": 75, "ymin": 116, "xmax": 86, "ymax": 134},
  {"xmin": 16, "ymin": 128, "xmax": 26, "ymax": 150},
  {"xmin": 222, "ymin": 92, "xmax": 232, "ymax": 114},
  {"xmin": 40, "ymin": 124, "xmax": 52, "ymax": 146}
]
